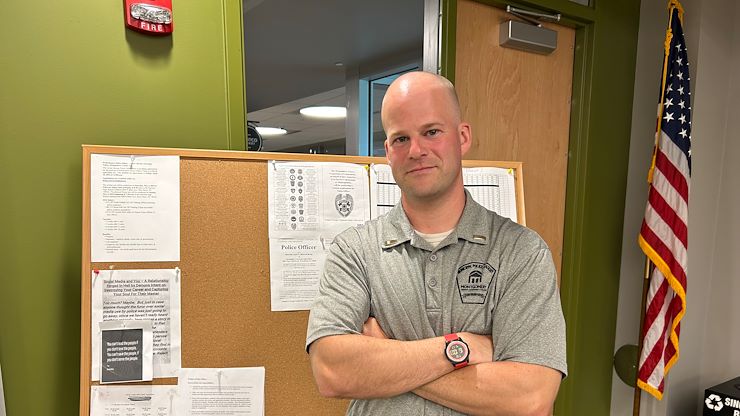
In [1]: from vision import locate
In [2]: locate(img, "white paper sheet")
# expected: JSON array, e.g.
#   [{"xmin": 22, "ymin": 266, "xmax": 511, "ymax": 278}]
[
  {"xmin": 90, "ymin": 385, "xmax": 177, "ymax": 416},
  {"xmin": 267, "ymin": 161, "xmax": 370, "ymax": 311},
  {"xmin": 462, "ymin": 167, "xmax": 518, "ymax": 223},
  {"xmin": 91, "ymin": 154, "xmax": 180, "ymax": 262},
  {"xmin": 99, "ymin": 320, "xmax": 153, "ymax": 383},
  {"xmin": 269, "ymin": 239, "xmax": 328, "ymax": 311},
  {"xmin": 177, "ymin": 368, "xmax": 265, "ymax": 416},
  {"xmin": 267, "ymin": 161, "xmax": 370, "ymax": 239},
  {"xmin": 369, "ymin": 163, "xmax": 400, "ymax": 219},
  {"xmin": 370, "ymin": 164, "xmax": 519, "ymax": 222},
  {"xmin": 92, "ymin": 269, "xmax": 181, "ymax": 380}
]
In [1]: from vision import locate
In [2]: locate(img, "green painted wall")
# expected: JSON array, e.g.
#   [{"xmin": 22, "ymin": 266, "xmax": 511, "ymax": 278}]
[
  {"xmin": 442, "ymin": 0, "xmax": 641, "ymax": 413},
  {"xmin": 0, "ymin": 1, "xmax": 245, "ymax": 414},
  {"xmin": 557, "ymin": 2, "xmax": 642, "ymax": 413}
]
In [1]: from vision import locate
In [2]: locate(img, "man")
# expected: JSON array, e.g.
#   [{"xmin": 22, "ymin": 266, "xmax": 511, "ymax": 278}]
[{"xmin": 306, "ymin": 71, "xmax": 566, "ymax": 415}]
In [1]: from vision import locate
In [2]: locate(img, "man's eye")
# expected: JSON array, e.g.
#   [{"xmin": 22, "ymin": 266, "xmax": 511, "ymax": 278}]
[
  {"xmin": 392, "ymin": 136, "xmax": 409, "ymax": 144},
  {"xmin": 426, "ymin": 129, "xmax": 440, "ymax": 136}
]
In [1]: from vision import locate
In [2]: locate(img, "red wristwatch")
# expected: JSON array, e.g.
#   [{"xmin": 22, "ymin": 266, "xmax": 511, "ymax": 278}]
[{"xmin": 444, "ymin": 333, "xmax": 470, "ymax": 369}]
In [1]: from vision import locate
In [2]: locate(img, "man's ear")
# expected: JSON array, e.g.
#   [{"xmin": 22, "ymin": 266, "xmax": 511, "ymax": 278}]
[
  {"xmin": 459, "ymin": 123, "xmax": 472, "ymax": 156},
  {"xmin": 384, "ymin": 139, "xmax": 392, "ymax": 165}
]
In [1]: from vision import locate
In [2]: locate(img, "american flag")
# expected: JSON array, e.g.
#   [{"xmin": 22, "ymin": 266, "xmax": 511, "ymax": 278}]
[{"xmin": 637, "ymin": 1, "xmax": 691, "ymax": 400}]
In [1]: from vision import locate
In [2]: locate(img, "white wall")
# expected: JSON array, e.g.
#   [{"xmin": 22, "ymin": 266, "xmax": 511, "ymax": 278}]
[
  {"xmin": 611, "ymin": 0, "xmax": 740, "ymax": 415},
  {"xmin": 694, "ymin": 0, "xmax": 740, "ymax": 394}
]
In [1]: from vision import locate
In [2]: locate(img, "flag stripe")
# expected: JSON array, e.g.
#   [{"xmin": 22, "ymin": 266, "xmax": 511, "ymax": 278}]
[
  {"xmin": 663, "ymin": 298, "xmax": 682, "ymax": 363},
  {"xmin": 641, "ymin": 275, "xmax": 669, "ymax": 338},
  {"xmin": 640, "ymin": 222, "xmax": 687, "ymax": 288},
  {"xmin": 660, "ymin": 129, "xmax": 691, "ymax": 171},
  {"xmin": 655, "ymin": 149, "xmax": 689, "ymax": 202},
  {"xmin": 639, "ymin": 275, "xmax": 671, "ymax": 380},
  {"xmin": 651, "ymin": 167, "xmax": 689, "ymax": 224},
  {"xmin": 646, "ymin": 325, "xmax": 671, "ymax": 388},
  {"xmin": 647, "ymin": 188, "xmax": 688, "ymax": 248},
  {"xmin": 659, "ymin": 130, "xmax": 691, "ymax": 180},
  {"xmin": 642, "ymin": 208, "xmax": 688, "ymax": 274}
]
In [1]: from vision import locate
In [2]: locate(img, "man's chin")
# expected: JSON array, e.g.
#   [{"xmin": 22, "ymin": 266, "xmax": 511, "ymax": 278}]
[{"xmin": 403, "ymin": 187, "xmax": 443, "ymax": 202}]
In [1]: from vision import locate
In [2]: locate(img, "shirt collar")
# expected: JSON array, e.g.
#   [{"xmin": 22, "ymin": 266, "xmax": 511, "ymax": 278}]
[
  {"xmin": 379, "ymin": 190, "xmax": 491, "ymax": 249},
  {"xmin": 379, "ymin": 203, "xmax": 415, "ymax": 249},
  {"xmin": 453, "ymin": 190, "xmax": 491, "ymax": 245}
]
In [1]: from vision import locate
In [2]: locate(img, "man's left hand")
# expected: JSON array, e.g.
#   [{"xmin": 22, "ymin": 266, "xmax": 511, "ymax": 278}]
[{"xmin": 362, "ymin": 317, "xmax": 388, "ymax": 339}]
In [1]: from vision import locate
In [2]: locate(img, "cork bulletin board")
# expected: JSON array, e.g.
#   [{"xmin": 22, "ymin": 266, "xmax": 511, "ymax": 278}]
[{"xmin": 79, "ymin": 145, "xmax": 525, "ymax": 416}]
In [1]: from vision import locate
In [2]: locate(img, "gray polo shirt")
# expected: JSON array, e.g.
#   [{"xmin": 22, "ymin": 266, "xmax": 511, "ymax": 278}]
[{"xmin": 306, "ymin": 192, "xmax": 567, "ymax": 415}]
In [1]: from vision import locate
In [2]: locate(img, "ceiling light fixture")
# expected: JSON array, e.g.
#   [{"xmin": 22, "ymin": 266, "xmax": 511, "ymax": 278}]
[
  {"xmin": 299, "ymin": 106, "xmax": 347, "ymax": 119},
  {"xmin": 256, "ymin": 126, "xmax": 287, "ymax": 136}
]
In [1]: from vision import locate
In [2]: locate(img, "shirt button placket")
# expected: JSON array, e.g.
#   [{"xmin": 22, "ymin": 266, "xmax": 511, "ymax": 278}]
[
  {"xmin": 425, "ymin": 251, "xmax": 442, "ymax": 332},
  {"xmin": 429, "ymin": 251, "xmax": 448, "ymax": 334},
  {"xmin": 427, "ymin": 253, "xmax": 439, "ymax": 289},
  {"xmin": 427, "ymin": 254, "xmax": 437, "ymax": 288}
]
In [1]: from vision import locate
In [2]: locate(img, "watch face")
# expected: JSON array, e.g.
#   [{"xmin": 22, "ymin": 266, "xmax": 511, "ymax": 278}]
[{"xmin": 446, "ymin": 340, "xmax": 469, "ymax": 363}]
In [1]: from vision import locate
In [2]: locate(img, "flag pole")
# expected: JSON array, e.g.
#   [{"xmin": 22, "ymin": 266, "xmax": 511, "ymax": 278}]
[{"xmin": 632, "ymin": 2, "xmax": 680, "ymax": 414}]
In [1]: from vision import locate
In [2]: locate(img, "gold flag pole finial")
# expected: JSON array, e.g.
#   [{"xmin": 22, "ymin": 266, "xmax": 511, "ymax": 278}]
[{"xmin": 668, "ymin": 0, "xmax": 684, "ymax": 23}]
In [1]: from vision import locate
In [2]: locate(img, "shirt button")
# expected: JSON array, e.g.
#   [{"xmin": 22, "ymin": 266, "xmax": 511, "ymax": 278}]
[
  {"xmin": 428, "ymin": 279, "xmax": 437, "ymax": 287},
  {"xmin": 430, "ymin": 254, "xmax": 438, "ymax": 262}
]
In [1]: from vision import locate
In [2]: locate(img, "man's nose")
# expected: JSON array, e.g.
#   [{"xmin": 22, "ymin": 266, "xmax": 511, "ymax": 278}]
[{"xmin": 408, "ymin": 136, "xmax": 427, "ymax": 159}]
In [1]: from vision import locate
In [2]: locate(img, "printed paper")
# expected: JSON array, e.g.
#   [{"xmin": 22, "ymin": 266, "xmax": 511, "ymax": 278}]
[
  {"xmin": 177, "ymin": 367, "xmax": 265, "ymax": 416},
  {"xmin": 269, "ymin": 239, "xmax": 328, "ymax": 311},
  {"xmin": 90, "ymin": 385, "xmax": 177, "ymax": 416},
  {"xmin": 370, "ymin": 164, "xmax": 518, "ymax": 222},
  {"xmin": 99, "ymin": 321, "xmax": 153, "ymax": 383},
  {"xmin": 267, "ymin": 161, "xmax": 370, "ymax": 311},
  {"xmin": 91, "ymin": 154, "xmax": 180, "ymax": 262},
  {"xmin": 92, "ymin": 269, "xmax": 181, "ymax": 380}
]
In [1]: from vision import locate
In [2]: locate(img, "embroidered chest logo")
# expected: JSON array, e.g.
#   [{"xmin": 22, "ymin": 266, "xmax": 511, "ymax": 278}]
[
  {"xmin": 456, "ymin": 262, "xmax": 496, "ymax": 304},
  {"xmin": 335, "ymin": 193, "xmax": 354, "ymax": 217}
]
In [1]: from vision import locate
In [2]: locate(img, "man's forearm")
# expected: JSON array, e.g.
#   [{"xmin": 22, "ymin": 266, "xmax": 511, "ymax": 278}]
[
  {"xmin": 309, "ymin": 334, "xmax": 453, "ymax": 399},
  {"xmin": 413, "ymin": 361, "xmax": 562, "ymax": 416}
]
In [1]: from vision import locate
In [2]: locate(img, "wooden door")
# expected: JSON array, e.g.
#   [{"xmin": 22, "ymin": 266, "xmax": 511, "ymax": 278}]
[{"xmin": 455, "ymin": 0, "xmax": 575, "ymax": 278}]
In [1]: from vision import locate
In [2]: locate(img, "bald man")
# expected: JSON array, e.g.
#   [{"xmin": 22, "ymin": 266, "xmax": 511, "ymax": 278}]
[{"xmin": 306, "ymin": 71, "xmax": 566, "ymax": 415}]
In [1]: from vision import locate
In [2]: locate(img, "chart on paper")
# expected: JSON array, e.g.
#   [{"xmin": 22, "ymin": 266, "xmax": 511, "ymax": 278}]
[{"xmin": 370, "ymin": 164, "xmax": 517, "ymax": 222}]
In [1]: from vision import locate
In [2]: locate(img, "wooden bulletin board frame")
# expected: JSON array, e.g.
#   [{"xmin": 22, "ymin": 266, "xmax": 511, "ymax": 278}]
[{"xmin": 79, "ymin": 145, "xmax": 525, "ymax": 416}]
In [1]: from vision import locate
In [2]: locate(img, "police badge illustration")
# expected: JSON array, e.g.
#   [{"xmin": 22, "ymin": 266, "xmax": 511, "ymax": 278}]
[
  {"xmin": 456, "ymin": 262, "xmax": 496, "ymax": 304},
  {"xmin": 335, "ymin": 193, "xmax": 353, "ymax": 217}
]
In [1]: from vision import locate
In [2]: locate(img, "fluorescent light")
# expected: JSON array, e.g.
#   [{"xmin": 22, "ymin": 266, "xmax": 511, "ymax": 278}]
[
  {"xmin": 256, "ymin": 126, "xmax": 287, "ymax": 136},
  {"xmin": 299, "ymin": 106, "xmax": 346, "ymax": 119}
]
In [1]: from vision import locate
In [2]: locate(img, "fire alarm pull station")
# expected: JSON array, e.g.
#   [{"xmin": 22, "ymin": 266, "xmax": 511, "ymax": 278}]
[{"xmin": 124, "ymin": 0, "xmax": 173, "ymax": 35}]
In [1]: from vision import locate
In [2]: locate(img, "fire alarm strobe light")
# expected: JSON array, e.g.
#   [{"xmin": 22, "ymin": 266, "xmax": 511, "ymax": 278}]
[{"xmin": 125, "ymin": 1, "xmax": 174, "ymax": 35}]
